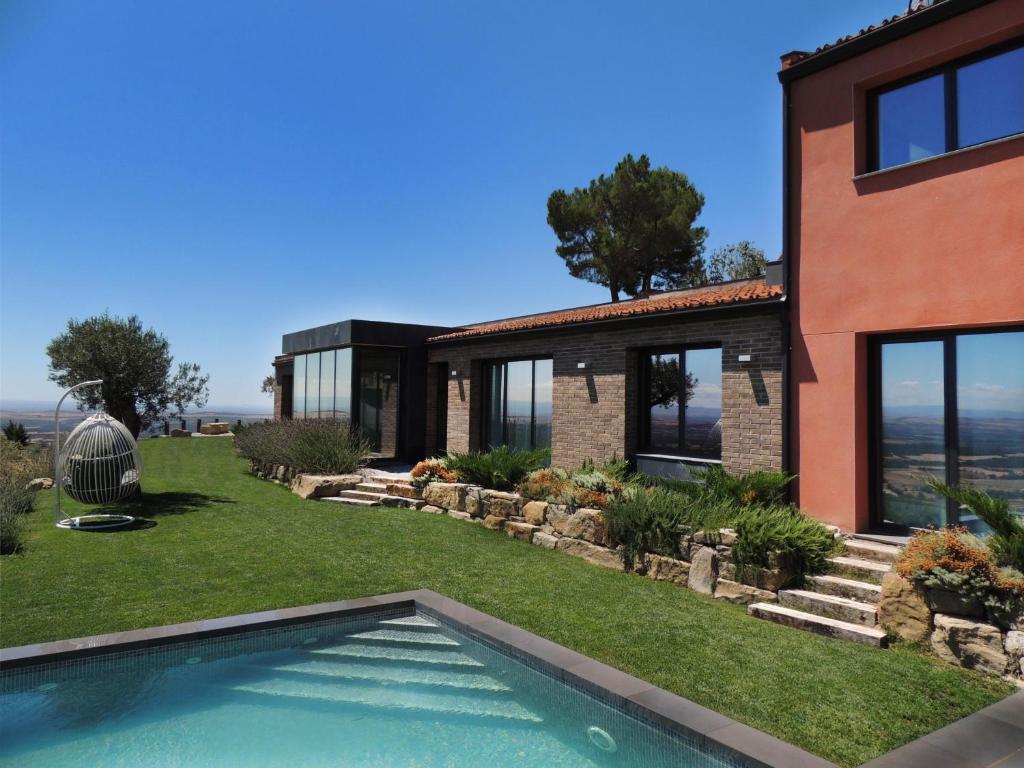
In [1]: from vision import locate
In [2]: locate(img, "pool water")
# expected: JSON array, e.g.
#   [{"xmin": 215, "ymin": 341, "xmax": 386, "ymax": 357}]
[{"xmin": 0, "ymin": 609, "xmax": 740, "ymax": 767}]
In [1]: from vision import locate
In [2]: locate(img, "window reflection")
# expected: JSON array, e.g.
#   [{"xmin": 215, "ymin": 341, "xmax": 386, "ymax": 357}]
[
  {"xmin": 876, "ymin": 74, "xmax": 945, "ymax": 170},
  {"xmin": 957, "ymin": 46, "xmax": 1024, "ymax": 149},
  {"xmin": 485, "ymin": 359, "xmax": 552, "ymax": 452},
  {"xmin": 644, "ymin": 348, "xmax": 722, "ymax": 460}
]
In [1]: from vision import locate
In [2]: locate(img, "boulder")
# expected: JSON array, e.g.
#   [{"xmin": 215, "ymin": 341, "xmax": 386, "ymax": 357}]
[
  {"xmin": 170, "ymin": 428, "xmax": 191, "ymax": 437},
  {"xmin": 926, "ymin": 588, "xmax": 984, "ymax": 618},
  {"xmin": 199, "ymin": 422, "xmax": 230, "ymax": 435},
  {"xmin": 482, "ymin": 490, "xmax": 521, "ymax": 519},
  {"xmin": 521, "ymin": 500, "xmax": 548, "ymax": 526},
  {"xmin": 689, "ymin": 547, "xmax": 719, "ymax": 594},
  {"xmin": 505, "ymin": 522, "xmax": 539, "ymax": 541},
  {"xmin": 290, "ymin": 473, "xmax": 362, "ymax": 500},
  {"xmin": 718, "ymin": 528, "xmax": 737, "ymax": 546},
  {"xmin": 714, "ymin": 579, "xmax": 777, "ymax": 605},
  {"xmin": 645, "ymin": 554, "xmax": 690, "ymax": 586},
  {"xmin": 447, "ymin": 510, "xmax": 473, "ymax": 521},
  {"xmin": 464, "ymin": 487, "xmax": 485, "ymax": 518},
  {"xmin": 878, "ymin": 573, "xmax": 932, "ymax": 643},
  {"xmin": 546, "ymin": 505, "xmax": 573, "ymax": 534},
  {"xmin": 734, "ymin": 565, "xmax": 792, "ymax": 592},
  {"xmin": 421, "ymin": 505, "xmax": 445, "ymax": 514},
  {"xmin": 532, "ymin": 531, "xmax": 559, "ymax": 549},
  {"xmin": 481, "ymin": 515, "xmax": 506, "ymax": 530},
  {"xmin": 1004, "ymin": 631, "xmax": 1024, "ymax": 678},
  {"xmin": 274, "ymin": 465, "xmax": 287, "ymax": 482},
  {"xmin": 562, "ymin": 509, "xmax": 608, "ymax": 546},
  {"xmin": 423, "ymin": 482, "xmax": 470, "ymax": 512},
  {"xmin": 556, "ymin": 538, "xmax": 623, "ymax": 571},
  {"xmin": 25, "ymin": 477, "xmax": 54, "ymax": 492},
  {"xmin": 930, "ymin": 614, "xmax": 1009, "ymax": 676}
]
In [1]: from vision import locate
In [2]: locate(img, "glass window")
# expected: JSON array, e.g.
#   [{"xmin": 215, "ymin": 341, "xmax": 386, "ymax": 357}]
[
  {"xmin": 647, "ymin": 354, "xmax": 680, "ymax": 452},
  {"xmin": 644, "ymin": 347, "xmax": 722, "ymax": 460},
  {"xmin": 292, "ymin": 354, "xmax": 306, "ymax": 419},
  {"xmin": 320, "ymin": 350, "xmax": 335, "ymax": 418},
  {"xmin": 684, "ymin": 348, "xmax": 722, "ymax": 459},
  {"xmin": 335, "ymin": 348, "xmax": 353, "ymax": 424},
  {"xmin": 875, "ymin": 74, "xmax": 946, "ymax": 170},
  {"xmin": 485, "ymin": 358, "xmax": 552, "ymax": 452},
  {"xmin": 305, "ymin": 352, "xmax": 321, "ymax": 419},
  {"xmin": 957, "ymin": 46, "xmax": 1024, "ymax": 148},
  {"xmin": 879, "ymin": 341, "xmax": 947, "ymax": 529},
  {"xmin": 957, "ymin": 331, "xmax": 1024, "ymax": 526}
]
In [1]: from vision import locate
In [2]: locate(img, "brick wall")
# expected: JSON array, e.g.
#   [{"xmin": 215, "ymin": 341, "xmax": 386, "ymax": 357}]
[{"xmin": 426, "ymin": 307, "xmax": 784, "ymax": 474}]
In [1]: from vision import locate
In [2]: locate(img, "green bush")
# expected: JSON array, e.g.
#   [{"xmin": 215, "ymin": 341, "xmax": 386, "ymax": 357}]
[
  {"xmin": 3, "ymin": 420, "xmax": 29, "ymax": 446},
  {"xmin": 445, "ymin": 446, "xmax": 549, "ymax": 491},
  {"xmin": 0, "ymin": 504, "xmax": 24, "ymax": 555},
  {"xmin": 604, "ymin": 487, "xmax": 692, "ymax": 570},
  {"xmin": 235, "ymin": 419, "xmax": 371, "ymax": 474},
  {"xmin": 729, "ymin": 505, "xmax": 838, "ymax": 582},
  {"xmin": 693, "ymin": 465, "xmax": 795, "ymax": 505}
]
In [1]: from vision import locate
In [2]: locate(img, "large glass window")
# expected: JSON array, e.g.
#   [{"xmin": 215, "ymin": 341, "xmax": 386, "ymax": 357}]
[
  {"xmin": 335, "ymin": 348, "xmax": 353, "ymax": 423},
  {"xmin": 320, "ymin": 350, "xmax": 335, "ymax": 418},
  {"xmin": 292, "ymin": 354, "xmax": 306, "ymax": 419},
  {"xmin": 875, "ymin": 329, "xmax": 1024, "ymax": 531},
  {"xmin": 485, "ymin": 358, "xmax": 553, "ymax": 453},
  {"xmin": 292, "ymin": 348, "xmax": 353, "ymax": 421},
  {"xmin": 643, "ymin": 346, "xmax": 722, "ymax": 460},
  {"xmin": 871, "ymin": 40, "xmax": 1024, "ymax": 171},
  {"xmin": 305, "ymin": 352, "xmax": 321, "ymax": 420}
]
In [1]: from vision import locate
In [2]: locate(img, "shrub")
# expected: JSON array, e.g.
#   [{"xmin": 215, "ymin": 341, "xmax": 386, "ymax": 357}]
[
  {"xmin": 3, "ymin": 420, "xmax": 29, "ymax": 446},
  {"xmin": 692, "ymin": 465, "xmax": 795, "ymax": 506},
  {"xmin": 729, "ymin": 505, "xmax": 838, "ymax": 582},
  {"xmin": 0, "ymin": 505, "xmax": 24, "ymax": 555},
  {"xmin": 604, "ymin": 487, "xmax": 691, "ymax": 570},
  {"xmin": 518, "ymin": 468, "xmax": 571, "ymax": 503},
  {"xmin": 444, "ymin": 446, "xmax": 549, "ymax": 491},
  {"xmin": 929, "ymin": 480, "xmax": 1024, "ymax": 573},
  {"xmin": 235, "ymin": 419, "xmax": 370, "ymax": 474},
  {"xmin": 410, "ymin": 459, "xmax": 459, "ymax": 488}
]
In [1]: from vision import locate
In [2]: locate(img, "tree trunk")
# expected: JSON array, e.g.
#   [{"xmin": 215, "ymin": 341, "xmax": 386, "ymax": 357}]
[{"xmin": 109, "ymin": 400, "xmax": 142, "ymax": 438}]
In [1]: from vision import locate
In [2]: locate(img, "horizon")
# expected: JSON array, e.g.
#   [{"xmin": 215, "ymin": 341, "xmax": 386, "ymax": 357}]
[{"xmin": 2, "ymin": 0, "xmax": 907, "ymax": 407}]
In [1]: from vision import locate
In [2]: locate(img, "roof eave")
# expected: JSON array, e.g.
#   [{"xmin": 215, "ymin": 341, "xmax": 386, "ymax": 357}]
[
  {"xmin": 425, "ymin": 295, "xmax": 786, "ymax": 346},
  {"xmin": 777, "ymin": 0, "xmax": 993, "ymax": 84}
]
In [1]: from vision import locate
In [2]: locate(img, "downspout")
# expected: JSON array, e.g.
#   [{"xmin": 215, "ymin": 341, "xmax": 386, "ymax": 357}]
[{"xmin": 780, "ymin": 76, "xmax": 793, "ymax": 487}]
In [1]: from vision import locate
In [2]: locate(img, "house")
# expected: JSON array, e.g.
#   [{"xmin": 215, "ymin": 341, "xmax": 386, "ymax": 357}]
[
  {"xmin": 273, "ymin": 0, "xmax": 1023, "ymax": 534},
  {"xmin": 780, "ymin": 0, "xmax": 1023, "ymax": 533}
]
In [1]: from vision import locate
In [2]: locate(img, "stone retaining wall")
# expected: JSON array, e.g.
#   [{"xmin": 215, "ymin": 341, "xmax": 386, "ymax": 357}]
[
  {"xmin": 879, "ymin": 573, "xmax": 1023, "ymax": 681},
  {"xmin": 418, "ymin": 481, "xmax": 787, "ymax": 606}
]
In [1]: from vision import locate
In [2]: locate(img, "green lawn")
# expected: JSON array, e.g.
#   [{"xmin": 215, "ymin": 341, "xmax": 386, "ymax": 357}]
[{"xmin": 2, "ymin": 438, "xmax": 1011, "ymax": 767}]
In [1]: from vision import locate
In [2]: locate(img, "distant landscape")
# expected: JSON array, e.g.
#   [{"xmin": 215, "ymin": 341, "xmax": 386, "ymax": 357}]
[{"xmin": 0, "ymin": 400, "xmax": 272, "ymax": 443}]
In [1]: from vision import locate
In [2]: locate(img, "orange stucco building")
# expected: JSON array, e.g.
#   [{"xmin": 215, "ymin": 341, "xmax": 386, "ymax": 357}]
[{"xmin": 780, "ymin": 0, "xmax": 1024, "ymax": 532}]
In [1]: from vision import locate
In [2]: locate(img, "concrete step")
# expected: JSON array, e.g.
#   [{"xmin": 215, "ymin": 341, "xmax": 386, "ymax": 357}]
[
  {"xmin": 748, "ymin": 603, "xmax": 888, "ymax": 647},
  {"xmin": 355, "ymin": 482, "xmax": 389, "ymax": 493},
  {"xmin": 778, "ymin": 589, "xmax": 878, "ymax": 627},
  {"xmin": 232, "ymin": 678, "xmax": 541, "ymax": 722},
  {"xmin": 827, "ymin": 555, "xmax": 891, "ymax": 583},
  {"xmin": 347, "ymin": 629, "xmax": 461, "ymax": 647},
  {"xmin": 378, "ymin": 495, "xmax": 425, "ymax": 510},
  {"xmin": 844, "ymin": 538, "xmax": 902, "ymax": 564},
  {"xmin": 380, "ymin": 615, "xmax": 440, "ymax": 629},
  {"xmin": 312, "ymin": 643, "xmax": 485, "ymax": 668},
  {"xmin": 806, "ymin": 574, "xmax": 883, "ymax": 604},
  {"xmin": 321, "ymin": 497, "xmax": 380, "ymax": 508},
  {"xmin": 271, "ymin": 659, "xmax": 512, "ymax": 692}
]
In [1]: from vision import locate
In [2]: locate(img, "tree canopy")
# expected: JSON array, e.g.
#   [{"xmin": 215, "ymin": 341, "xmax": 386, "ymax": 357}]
[
  {"xmin": 702, "ymin": 241, "xmax": 767, "ymax": 284},
  {"xmin": 47, "ymin": 313, "xmax": 209, "ymax": 438},
  {"xmin": 546, "ymin": 154, "xmax": 707, "ymax": 301}
]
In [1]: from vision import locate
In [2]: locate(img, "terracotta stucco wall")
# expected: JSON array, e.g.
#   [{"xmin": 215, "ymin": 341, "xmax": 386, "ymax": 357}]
[{"xmin": 786, "ymin": 0, "xmax": 1024, "ymax": 530}]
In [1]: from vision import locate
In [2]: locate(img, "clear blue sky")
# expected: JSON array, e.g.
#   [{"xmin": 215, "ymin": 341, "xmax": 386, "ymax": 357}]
[{"xmin": 1, "ymin": 0, "xmax": 903, "ymax": 408}]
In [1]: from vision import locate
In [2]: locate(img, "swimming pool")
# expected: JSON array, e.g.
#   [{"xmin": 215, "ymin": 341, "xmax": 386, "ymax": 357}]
[{"xmin": 0, "ymin": 593, "xmax": 820, "ymax": 767}]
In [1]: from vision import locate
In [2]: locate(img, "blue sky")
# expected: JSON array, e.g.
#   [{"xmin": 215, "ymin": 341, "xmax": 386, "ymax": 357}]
[{"xmin": 1, "ymin": 0, "xmax": 905, "ymax": 408}]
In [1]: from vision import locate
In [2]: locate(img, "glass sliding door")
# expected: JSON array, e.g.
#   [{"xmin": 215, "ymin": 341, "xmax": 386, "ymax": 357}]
[
  {"xmin": 485, "ymin": 358, "xmax": 553, "ymax": 453},
  {"xmin": 319, "ymin": 350, "xmax": 335, "ymax": 419},
  {"xmin": 642, "ymin": 346, "xmax": 722, "ymax": 460},
  {"xmin": 335, "ymin": 348, "xmax": 353, "ymax": 425},
  {"xmin": 875, "ymin": 329, "xmax": 1024, "ymax": 530},
  {"xmin": 878, "ymin": 341, "xmax": 947, "ymax": 529},
  {"xmin": 647, "ymin": 354, "xmax": 680, "ymax": 452},
  {"xmin": 684, "ymin": 348, "xmax": 722, "ymax": 459},
  {"xmin": 292, "ymin": 354, "xmax": 306, "ymax": 419},
  {"xmin": 358, "ymin": 349, "xmax": 400, "ymax": 457},
  {"xmin": 956, "ymin": 331, "xmax": 1024, "ymax": 527}
]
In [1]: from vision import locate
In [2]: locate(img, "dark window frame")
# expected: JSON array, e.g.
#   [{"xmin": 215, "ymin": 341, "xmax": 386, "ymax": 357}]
[
  {"xmin": 868, "ymin": 325, "xmax": 1024, "ymax": 531},
  {"xmin": 482, "ymin": 356, "xmax": 554, "ymax": 452},
  {"xmin": 639, "ymin": 342, "xmax": 722, "ymax": 460},
  {"xmin": 868, "ymin": 37, "xmax": 1024, "ymax": 172}
]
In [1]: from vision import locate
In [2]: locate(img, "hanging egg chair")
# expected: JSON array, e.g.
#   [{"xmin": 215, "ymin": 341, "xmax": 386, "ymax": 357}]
[{"xmin": 56, "ymin": 412, "xmax": 141, "ymax": 530}]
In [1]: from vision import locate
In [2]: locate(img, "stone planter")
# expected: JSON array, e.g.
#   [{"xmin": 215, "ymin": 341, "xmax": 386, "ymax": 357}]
[{"xmin": 925, "ymin": 588, "xmax": 984, "ymax": 618}]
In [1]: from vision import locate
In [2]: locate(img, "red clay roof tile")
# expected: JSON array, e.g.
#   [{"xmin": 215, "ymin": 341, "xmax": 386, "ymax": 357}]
[{"xmin": 427, "ymin": 278, "xmax": 783, "ymax": 343}]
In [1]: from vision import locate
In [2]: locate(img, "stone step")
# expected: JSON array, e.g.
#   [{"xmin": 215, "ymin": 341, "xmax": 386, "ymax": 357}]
[
  {"xmin": 322, "ymin": 497, "xmax": 380, "ymax": 508},
  {"xmin": 312, "ymin": 643, "xmax": 485, "ymax": 668},
  {"xmin": 355, "ymin": 482, "xmax": 389, "ymax": 493},
  {"xmin": 338, "ymin": 490, "xmax": 388, "ymax": 502},
  {"xmin": 380, "ymin": 616, "xmax": 439, "ymax": 629},
  {"xmin": 827, "ymin": 555, "xmax": 891, "ymax": 583},
  {"xmin": 806, "ymin": 574, "xmax": 883, "ymax": 604},
  {"xmin": 778, "ymin": 589, "xmax": 878, "ymax": 627},
  {"xmin": 347, "ymin": 629, "xmax": 461, "ymax": 647},
  {"xmin": 844, "ymin": 538, "xmax": 902, "ymax": 564},
  {"xmin": 270, "ymin": 659, "xmax": 512, "ymax": 692},
  {"xmin": 748, "ymin": 603, "xmax": 888, "ymax": 647}
]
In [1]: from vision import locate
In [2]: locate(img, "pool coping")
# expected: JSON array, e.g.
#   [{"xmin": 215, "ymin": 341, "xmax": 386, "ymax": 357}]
[{"xmin": 2, "ymin": 589, "xmax": 1021, "ymax": 768}]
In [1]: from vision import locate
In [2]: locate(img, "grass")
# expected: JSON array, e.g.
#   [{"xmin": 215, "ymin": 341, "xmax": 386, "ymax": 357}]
[{"xmin": 1, "ymin": 438, "xmax": 1012, "ymax": 767}]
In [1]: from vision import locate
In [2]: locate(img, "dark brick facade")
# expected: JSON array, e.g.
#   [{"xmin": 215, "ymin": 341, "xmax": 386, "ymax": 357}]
[{"xmin": 426, "ymin": 306, "xmax": 784, "ymax": 474}]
